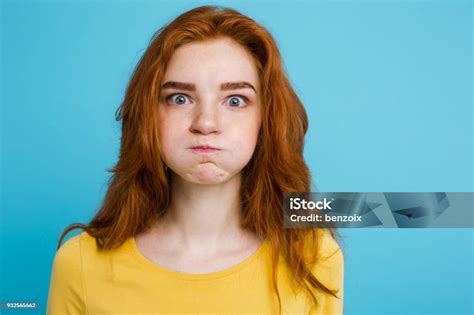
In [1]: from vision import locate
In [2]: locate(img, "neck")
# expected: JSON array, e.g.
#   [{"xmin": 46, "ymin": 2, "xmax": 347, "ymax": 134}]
[{"xmin": 154, "ymin": 172, "xmax": 250, "ymax": 254}]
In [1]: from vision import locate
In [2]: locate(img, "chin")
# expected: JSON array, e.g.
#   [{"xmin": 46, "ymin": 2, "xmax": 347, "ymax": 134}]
[{"xmin": 189, "ymin": 172, "xmax": 229, "ymax": 185}]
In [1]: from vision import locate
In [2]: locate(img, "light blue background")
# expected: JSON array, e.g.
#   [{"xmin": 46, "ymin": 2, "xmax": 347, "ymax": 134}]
[{"xmin": 1, "ymin": 0, "xmax": 473, "ymax": 314}]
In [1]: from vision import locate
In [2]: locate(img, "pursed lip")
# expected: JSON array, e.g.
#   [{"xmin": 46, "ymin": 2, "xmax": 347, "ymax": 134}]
[
  {"xmin": 189, "ymin": 145, "xmax": 221, "ymax": 153},
  {"xmin": 189, "ymin": 145, "xmax": 220, "ymax": 150}
]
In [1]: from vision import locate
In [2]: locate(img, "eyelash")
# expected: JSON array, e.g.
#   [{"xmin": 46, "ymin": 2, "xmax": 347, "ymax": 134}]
[{"xmin": 165, "ymin": 93, "xmax": 250, "ymax": 107}]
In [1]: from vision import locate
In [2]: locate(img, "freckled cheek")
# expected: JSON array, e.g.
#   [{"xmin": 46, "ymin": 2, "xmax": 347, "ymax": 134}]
[
  {"xmin": 158, "ymin": 125, "xmax": 183, "ymax": 160},
  {"xmin": 158, "ymin": 113, "xmax": 186, "ymax": 139},
  {"xmin": 227, "ymin": 125, "xmax": 260, "ymax": 155}
]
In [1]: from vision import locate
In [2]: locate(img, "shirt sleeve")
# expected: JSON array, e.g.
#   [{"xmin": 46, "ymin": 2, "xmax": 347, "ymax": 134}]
[
  {"xmin": 46, "ymin": 234, "xmax": 86, "ymax": 314},
  {"xmin": 308, "ymin": 230, "xmax": 345, "ymax": 315}
]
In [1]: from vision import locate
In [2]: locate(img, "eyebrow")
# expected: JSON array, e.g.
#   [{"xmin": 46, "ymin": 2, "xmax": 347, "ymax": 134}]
[{"xmin": 161, "ymin": 81, "xmax": 257, "ymax": 93}]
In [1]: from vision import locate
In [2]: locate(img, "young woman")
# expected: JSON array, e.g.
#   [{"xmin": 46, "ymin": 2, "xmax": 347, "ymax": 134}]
[{"xmin": 47, "ymin": 5, "xmax": 344, "ymax": 315}]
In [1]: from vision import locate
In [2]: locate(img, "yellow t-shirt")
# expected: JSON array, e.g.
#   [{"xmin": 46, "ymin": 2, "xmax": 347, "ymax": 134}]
[{"xmin": 47, "ymin": 230, "xmax": 343, "ymax": 315}]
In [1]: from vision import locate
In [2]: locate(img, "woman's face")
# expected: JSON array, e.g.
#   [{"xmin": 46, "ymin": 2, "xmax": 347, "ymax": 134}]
[{"xmin": 158, "ymin": 37, "xmax": 262, "ymax": 185}]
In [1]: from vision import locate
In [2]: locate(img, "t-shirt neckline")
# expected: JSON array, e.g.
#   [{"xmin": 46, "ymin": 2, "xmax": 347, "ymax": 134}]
[{"xmin": 127, "ymin": 235, "xmax": 268, "ymax": 281}]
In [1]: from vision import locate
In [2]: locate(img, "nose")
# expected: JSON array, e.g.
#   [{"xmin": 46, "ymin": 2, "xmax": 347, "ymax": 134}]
[{"xmin": 189, "ymin": 101, "xmax": 220, "ymax": 135}]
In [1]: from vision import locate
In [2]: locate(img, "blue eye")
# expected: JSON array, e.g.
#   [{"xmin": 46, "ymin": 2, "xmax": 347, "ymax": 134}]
[
  {"xmin": 167, "ymin": 94, "xmax": 190, "ymax": 105},
  {"xmin": 227, "ymin": 96, "xmax": 248, "ymax": 107}
]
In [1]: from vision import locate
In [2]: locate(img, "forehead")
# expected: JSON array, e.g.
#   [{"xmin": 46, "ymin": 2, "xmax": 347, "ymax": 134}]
[{"xmin": 163, "ymin": 37, "xmax": 260, "ymax": 90}]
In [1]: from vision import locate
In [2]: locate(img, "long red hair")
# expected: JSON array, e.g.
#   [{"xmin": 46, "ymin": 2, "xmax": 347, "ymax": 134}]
[{"xmin": 58, "ymin": 5, "xmax": 340, "ymax": 313}]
